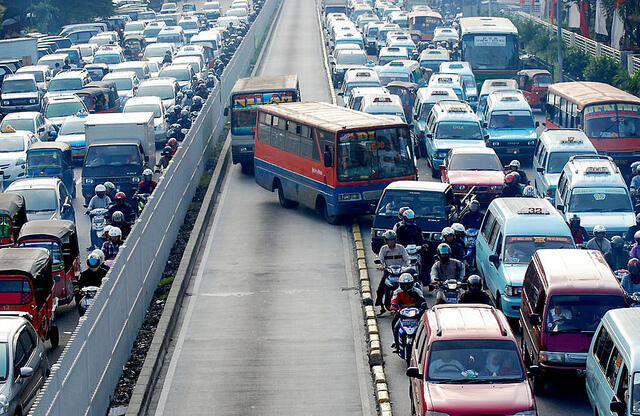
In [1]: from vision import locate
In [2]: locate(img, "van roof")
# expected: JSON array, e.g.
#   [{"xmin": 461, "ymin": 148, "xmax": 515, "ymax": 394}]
[
  {"xmin": 431, "ymin": 100, "xmax": 476, "ymax": 120},
  {"xmin": 486, "ymin": 90, "xmax": 531, "ymax": 112},
  {"xmin": 416, "ymin": 86, "xmax": 457, "ymax": 102},
  {"xmin": 538, "ymin": 129, "xmax": 597, "ymax": 153},
  {"xmin": 384, "ymin": 180, "xmax": 449, "ymax": 192},
  {"xmin": 602, "ymin": 308, "xmax": 640, "ymax": 368},
  {"xmin": 489, "ymin": 197, "xmax": 569, "ymax": 233},
  {"xmin": 426, "ymin": 304, "xmax": 512, "ymax": 340},
  {"xmin": 479, "ymin": 78, "xmax": 519, "ymax": 97},
  {"xmin": 533, "ymin": 249, "xmax": 625, "ymax": 295},
  {"xmin": 564, "ymin": 155, "xmax": 625, "ymax": 186}
]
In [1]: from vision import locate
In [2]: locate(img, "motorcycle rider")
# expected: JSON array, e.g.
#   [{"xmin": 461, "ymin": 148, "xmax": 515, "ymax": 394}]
[
  {"xmin": 167, "ymin": 137, "xmax": 178, "ymax": 155},
  {"xmin": 626, "ymin": 214, "xmax": 640, "ymax": 243},
  {"xmin": 162, "ymin": 50, "xmax": 172, "ymax": 65},
  {"xmin": 137, "ymin": 168, "xmax": 157, "ymax": 194},
  {"xmin": 375, "ymin": 230, "xmax": 410, "ymax": 315},
  {"xmin": 101, "ymin": 226, "xmax": 122, "ymax": 260},
  {"xmin": 501, "ymin": 172, "xmax": 522, "ymax": 197},
  {"xmin": 569, "ymin": 214, "xmax": 589, "ymax": 245},
  {"xmin": 205, "ymin": 73, "xmax": 216, "ymax": 89},
  {"xmin": 606, "ymin": 236, "xmax": 630, "ymax": 270},
  {"xmin": 395, "ymin": 209, "xmax": 425, "ymax": 247},
  {"xmin": 75, "ymin": 249, "xmax": 109, "ymax": 304},
  {"xmin": 167, "ymin": 105, "xmax": 182, "ymax": 125},
  {"xmin": 442, "ymin": 227, "xmax": 464, "ymax": 261},
  {"xmin": 104, "ymin": 181, "xmax": 116, "ymax": 201},
  {"xmin": 107, "ymin": 192, "xmax": 136, "ymax": 224},
  {"xmin": 430, "ymin": 243, "xmax": 465, "ymax": 283},
  {"xmin": 461, "ymin": 200, "xmax": 483, "ymax": 230},
  {"xmin": 195, "ymin": 80, "xmax": 209, "ymax": 99},
  {"xmin": 390, "ymin": 273, "xmax": 426, "ymax": 353},
  {"xmin": 522, "ymin": 185, "xmax": 536, "ymax": 198},
  {"xmin": 179, "ymin": 109, "xmax": 192, "ymax": 130},
  {"xmin": 458, "ymin": 274, "xmax": 493, "ymax": 305},
  {"xmin": 176, "ymin": 91, "xmax": 184, "ymax": 107},
  {"xmin": 506, "ymin": 159, "xmax": 529, "ymax": 185},
  {"xmin": 156, "ymin": 146, "xmax": 173, "ymax": 171},
  {"xmin": 586, "ymin": 224, "xmax": 611, "ymax": 255},
  {"xmin": 183, "ymin": 89, "xmax": 194, "ymax": 109},
  {"xmin": 630, "ymin": 230, "xmax": 640, "ymax": 259},
  {"xmin": 190, "ymin": 95, "xmax": 204, "ymax": 112},
  {"xmin": 629, "ymin": 162, "xmax": 640, "ymax": 194},
  {"xmin": 111, "ymin": 211, "xmax": 131, "ymax": 240},
  {"xmin": 622, "ymin": 258, "xmax": 640, "ymax": 295},
  {"xmin": 85, "ymin": 184, "xmax": 111, "ymax": 213}
]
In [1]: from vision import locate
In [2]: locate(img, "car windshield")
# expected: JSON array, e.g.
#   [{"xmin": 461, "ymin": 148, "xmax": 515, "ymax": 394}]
[
  {"xmin": 489, "ymin": 111, "xmax": 534, "ymax": 129},
  {"xmin": 107, "ymin": 77, "xmax": 133, "ymax": 91},
  {"xmin": 59, "ymin": 119, "xmax": 85, "ymax": 135},
  {"xmin": 584, "ymin": 104, "xmax": 640, "ymax": 139},
  {"xmin": 0, "ymin": 137, "xmax": 25, "ymax": 152},
  {"xmin": 337, "ymin": 53, "xmax": 367, "ymax": 65},
  {"xmin": 19, "ymin": 240, "xmax": 63, "ymax": 264},
  {"xmin": 48, "ymin": 78, "xmax": 82, "ymax": 92},
  {"xmin": 10, "ymin": 189, "xmax": 57, "ymax": 212},
  {"xmin": 0, "ymin": 119, "xmax": 34, "ymax": 132},
  {"xmin": 19, "ymin": 71, "xmax": 45, "ymax": 82},
  {"xmin": 337, "ymin": 127, "xmax": 414, "ymax": 182},
  {"xmin": 157, "ymin": 34, "xmax": 182, "ymax": 44},
  {"xmin": 78, "ymin": 46, "xmax": 94, "ymax": 57},
  {"xmin": 125, "ymin": 22, "xmax": 145, "ymax": 31},
  {"xmin": 427, "ymin": 339, "xmax": 525, "ymax": 382},
  {"xmin": 138, "ymin": 84, "xmax": 174, "ymax": 100},
  {"xmin": 144, "ymin": 46, "xmax": 169, "ymax": 58},
  {"xmin": 503, "ymin": 236, "xmax": 574, "ymax": 264},
  {"xmin": 2, "ymin": 79, "xmax": 37, "ymax": 93},
  {"xmin": 124, "ymin": 103, "xmax": 161, "ymax": 118},
  {"xmin": 569, "ymin": 187, "xmax": 633, "ymax": 212},
  {"xmin": 379, "ymin": 74, "xmax": 410, "ymax": 85},
  {"xmin": 345, "ymin": 81, "xmax": 381, "ymax": 96},
  {"xmin": 45, "ymin": 101, "xmax": 84, "ymax": 118},
  {"xmin": 376, "ymin": 189, "xmax": 447, "ymax": 218},
  {"xmin": 84, "ymin": 144, "xmax": 141, "ymax": 167},
  {"xmin": 435, "ymin": 121, "xmax": 483, "ymax": 140},
  {"xmin": 545, "ymin": 295, "xmax": 626, "ymax": 333},
  {"xmin": 547, "ymin": 151, "xmax": 595, "ymax": 174},
  {"xmin": 143, "ymin": 27, "xmax": 163, "ymax": 37},
  {"xmin": 158, "ymin": 68, "xmax": 190, "ymax": 81},
  {"xmin": 449, "ymin": 153, "xmax": 502, "ymax": 171},
  {"xmin": 534, "ymin": 74, "xmax": 552, "ymax": 87},
  {"xmin": 180, "ymin": 21, "xmax": 199, "ymax": 30},
  {"xmin": 93, "ymin": 54, "xmax": 122, "ymax": 64}
]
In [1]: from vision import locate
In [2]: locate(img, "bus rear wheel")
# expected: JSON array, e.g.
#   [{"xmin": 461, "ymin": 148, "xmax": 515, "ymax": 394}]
[
  {"xmin": 276, "ymin": 181, "xmax": 297, "ymax": 209},
  {"xmin": 318, "ymin": 198, "xmax": 341, "ymax": 225}
]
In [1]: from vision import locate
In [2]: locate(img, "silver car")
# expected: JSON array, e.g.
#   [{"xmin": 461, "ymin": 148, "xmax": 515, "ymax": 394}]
[{"xmin": 0, "ymin": 313, "xmax": 50, "ymax": 416}]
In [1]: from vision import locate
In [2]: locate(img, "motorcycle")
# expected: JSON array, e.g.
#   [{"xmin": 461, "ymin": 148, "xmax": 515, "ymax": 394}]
[
  {"xmin": 433, "ymin": 279, "xmax": 467, "ymax": 305},
  {"xmin": 393, "ymin": 307, "xmax": 423, "ymax": 364},
  {"xmin": 88, "ymin": 208, "xmax": 109, "ymax": 250},
  {"xmin": 375, "ymin": 260, "xmax": 418, "ymax": 310},
  {"xmin": 464, "ymin": 228, "xmax": 479, "ymax": 272},
  {"xmin": 134, "ymin": 193, "xmax": 149, "ymax": 215},
  {"xmin": 405, "ymin": 244, "xmax": 422, "ymax": 278},
  {"xmin": 77, "ymin": 285, "xmax": 99, "ymax": 316}
]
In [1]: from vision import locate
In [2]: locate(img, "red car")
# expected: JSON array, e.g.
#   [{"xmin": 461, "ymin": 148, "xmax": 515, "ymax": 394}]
[
  {"xmin": 518, "ymin": 69, "xmax": 552, "ymax": 109},
  {"xmin": 407, "ymin": 304, "xmax": 537, "ymax": 416},
  {"xmin": 440, "ymin": 147, "xmax": 505, "ymax": 203}
]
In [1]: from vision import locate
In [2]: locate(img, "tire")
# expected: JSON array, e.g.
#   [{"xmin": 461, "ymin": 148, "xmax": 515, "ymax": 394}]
[
  {"xmin": 319, "ymin": 199, "xmax": 341, "ymax": 225},
  {"xmin": 276, "ymin": 182, "xmax": 297, "ymax": 209},
  {"xmin": 521, "ymin": 334, "xmax": 532, "ymax": 367},
  {"xmin": 404, "ymin": 342, "xmax": 412, "ymax": 365},
  {"xmin": 49, "ymin": 325, "xmax": 59, "ymax": 349},
  {"xmin": 532, "ymin": 370, "xmax": 545, "ymax": 395},
  {"xmin": 409, "ymin": 384, "xmax": 417, "ymax": 416},
  {"xmin": 240, "ymin": 162, "xmax": 253, "ymax": 175}
]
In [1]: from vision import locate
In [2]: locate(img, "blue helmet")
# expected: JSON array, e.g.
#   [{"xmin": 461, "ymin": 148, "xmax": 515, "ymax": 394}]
[{"xmin": 402, "ymin": 209, "xmax": 415, "ymax": 224}]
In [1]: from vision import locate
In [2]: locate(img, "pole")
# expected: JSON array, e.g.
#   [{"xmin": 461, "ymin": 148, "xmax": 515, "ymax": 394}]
[
  {"xmin": 556, "ymin": 0, "xmax": 563, "ymax": 81},
  {"xmin": 488, "ymin": 0, "xmax": 492, "ymax": 16}
]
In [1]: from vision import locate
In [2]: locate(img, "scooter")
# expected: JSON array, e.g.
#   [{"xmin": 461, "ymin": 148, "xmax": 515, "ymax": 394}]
[
  {"xmin": 433, "ymin": 279, "xmax": 467, "ymax": 305},
  {"xmin": 405, "ymin": 244, "xmax": 422, "ymax": 277},
  {"xmin": 464, "ymin": 228, "xmax": 479, "ymax": 272},
  {"xmin": 375, "ymin": 259, "xmax": 417, "ymax": 310},
  {"xmin": 393, "ymin": 307, "xmax": 424, "ymax": 364},
  {"xmin": 77, "ymin": 285, "xmax": 99, "ymax": 316},
  {"xmin": 88, "ymin": 208, "xmax": 108, "ymax": 250},
  {"xmin": 134, "ymin": 193, "xmax": 150, "ymax": 216}
]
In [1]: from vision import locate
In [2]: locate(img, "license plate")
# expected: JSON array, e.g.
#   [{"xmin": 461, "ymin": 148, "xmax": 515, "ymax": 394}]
[{"xmin": 507, "ymin": 148, "xmax": 520, "ymax": 154}]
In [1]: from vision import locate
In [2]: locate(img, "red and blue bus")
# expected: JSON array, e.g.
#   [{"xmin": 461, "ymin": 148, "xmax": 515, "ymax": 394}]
[
  {"xmin": 254, "ymin": 102, "xmax": 417, "ymax": 223},
  {"xmin": 227, "ymin": 75, "xmax": 300, "ymax": 173},
  {"xmin": 545, "ymin": 82, "xmax": 640, "ymax": 173}
]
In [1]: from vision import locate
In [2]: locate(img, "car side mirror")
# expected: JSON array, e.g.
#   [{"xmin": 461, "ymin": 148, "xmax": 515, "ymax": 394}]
[
  {"xmin": 536, "ymin": 167, "xmax": 544, "ymax": 173},
  {"xmin": 535, "ymin": 121, "xmax": 540, "ymax": 127},
  {"xmin": 323, "ymin": 150, "xmax": 333, "ymax": 168},
  {"xmin": 374, "ymin": 258, "xmax": 381, "ymax": 264},
  {"xmin": 527, "ymin": 365, "xmax": 539, "ymax": 377},
  {"xmin": 223, "ymin": 107, "xmax": 229, "ymax": 116},
  {"xmin": 488, "ymin": 254, "xmax": 500, "ymax": 264},
  {"xmin": 425, "ymin": 132, "xmax": 432, "ymax": 139},
  {"xmin": 529, "ymin": 313, "xmax": 541, "ymax": 326},
  {"xmin": 19, "ymin": 367, "xmax": 33, "ymax": 378},
  {"xmin": 556, "ymin": 204, "xmax": 565, "ymax": 213},
  {"xmin": 406, "ymin": 366, "xmax": 422, "ymax": 379},
  {"xmin": 484, "ymin": 134, "xmax": 490, "ymax": 140},
  {"xmin": 610, "ymin": 400, "xmax": 626, "ymax": 415}
]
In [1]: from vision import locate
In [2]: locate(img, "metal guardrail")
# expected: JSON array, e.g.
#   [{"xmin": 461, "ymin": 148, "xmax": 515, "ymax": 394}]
[{"xmin": 28, "ymin": 1, "xmax": 281, "ymax": 414}]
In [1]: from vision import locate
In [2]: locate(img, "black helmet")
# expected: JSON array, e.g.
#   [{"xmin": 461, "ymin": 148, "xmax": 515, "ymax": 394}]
[
  {"xmin": 111, "ymin": 211, "xmax": 124, "ymax": 224},
  {"xmin": 162, "ymin": 145, "xmax": 172, "ymax": 156},
  {"xmin": 611, "ymin": 235, "xmax": 625, "ymax": 249},
  {"xmin": 173, "ymin": 105, "xmax": 182, "ymax": 113},
  {"xmin": 569, "ymin": 214, "xmax": 580, "ymax": 226}
]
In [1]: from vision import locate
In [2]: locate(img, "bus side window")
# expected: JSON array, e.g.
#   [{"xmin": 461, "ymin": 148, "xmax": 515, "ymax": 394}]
[
  {"xmin": 258, "ymin": 112, "xmax": 271, "ymax": 145},
  {"xmin": 317, "ymin": 129, "xmax": 335, "ymax": 167},
  {"xmin": 284, "ymin": 121, "xmax": 301, "ymax": 155},
  {"xmin": 300, "ymin": 125, "xmax": 319, "ymax": 161}
]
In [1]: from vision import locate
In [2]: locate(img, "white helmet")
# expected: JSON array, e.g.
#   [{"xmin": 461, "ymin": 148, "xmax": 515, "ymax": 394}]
[
  {"xmin": 95, "ymin": 184, "xmax": 106, "ymax": 193},
  {"xmin": 442, "ymin": 227, "xmax": 454, "ymax": 237},
  {"xmin": 399, "ymin": 273, "xmax": 414, "ymax": 284},
  {"xmin": 110, "ymin": 227, "xmax": 122, "ymax": 238},
  {"xmin": 509, "ymin": 159, "xmax": 521, "ymax": 169},
  {"xmin": 143, "ymin": 168, "xmax": 153, "ymax": 176},
  {"xmin": 593, "ymin": 224, "xmax": 606, "ymax": 235},
  {"xmin": 451, "ymin": 223, "xmax": 465, "ymax": 234}
]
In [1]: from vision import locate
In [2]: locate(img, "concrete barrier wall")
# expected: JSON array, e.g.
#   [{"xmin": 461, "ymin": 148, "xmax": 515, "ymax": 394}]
[{"xmin": 29, "ymin": 1, "xmax": 280, "ymax": 414}]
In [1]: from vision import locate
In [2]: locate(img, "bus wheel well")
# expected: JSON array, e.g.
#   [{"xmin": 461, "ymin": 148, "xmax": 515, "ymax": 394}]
[
  {"xmin": 315, "ymin": 195, "xmax": 325, "ymax": 212},
  {"xmin": 272, "ymin": 178, "xmax": 281, "ymax": 192}
]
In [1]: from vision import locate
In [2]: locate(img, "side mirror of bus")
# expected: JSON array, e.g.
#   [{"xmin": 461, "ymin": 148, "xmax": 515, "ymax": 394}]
[
  {"xmin": 537, "ymin": 167, "xmax": 544, "ymax": 173},
  {"xmin": 323, "ymin": 151, "xmax": 333, "ymax": 167},
  {"xmin": 556, "ymin": 204, "xmax": 565, "ymax": 213},
  {"xmin": 223, "ymin": 107, "xmax": 229, "ymax": 116}
]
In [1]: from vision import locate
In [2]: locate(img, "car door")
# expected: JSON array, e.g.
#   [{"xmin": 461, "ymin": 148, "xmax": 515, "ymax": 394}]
[
  {"xmin": 14, "ymin": 327, "xmax": 39, "ymax": 410},
  {"xmin": 58, "ymin": 182, "xmax": 74, "ymax": 221}
]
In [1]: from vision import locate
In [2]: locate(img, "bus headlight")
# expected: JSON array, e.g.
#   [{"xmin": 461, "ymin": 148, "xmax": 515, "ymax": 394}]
[
  {"xmin": 338, "ymin": 192, "xmax": 361, "ymax": 201},
  {"xmin": 491, "ymin": 141, "xmax": 500, "ymax": 146}
]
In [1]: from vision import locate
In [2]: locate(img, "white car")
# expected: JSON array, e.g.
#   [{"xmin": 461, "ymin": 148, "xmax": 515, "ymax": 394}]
[
  {"xmin": 0, "ymin": 128, "xmax": 39, "ymax": 186},
  {"xmin": 102, "ymin": 71, "xmax": 140, "ymax": 108},
  {"xmin": 0, "ymin": 112, "xmax": 55, "ymax": 142},
  {"xmin": 42, "ymin": 94, "xmax": 88, "ymax": 129},
  {"xmin": 123, "ymin": 96, "xmax": 167, "ymax": 144},
  {"xmin": 160, "ymin": 2, "xmax": 178, "ymax": 14}
]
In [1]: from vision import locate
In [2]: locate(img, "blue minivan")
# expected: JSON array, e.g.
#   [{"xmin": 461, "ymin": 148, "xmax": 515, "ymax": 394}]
[{"xmin": 475, "ymin": 198, "xmax": 575, "ymax": 319}]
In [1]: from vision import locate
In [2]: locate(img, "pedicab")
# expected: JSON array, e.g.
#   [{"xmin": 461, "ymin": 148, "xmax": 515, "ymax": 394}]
[
  {"xmin": 123, "ymin": 34, "xmax": 146, "ymax": 60},
  {"xmin": 0, "ymin": 193, "xmax": 28, "ymax": 248},
  {"xmin": 26, "ymin": 141, "xmax": 75, "ymax": 198},
  {"xmin": 386, "ymin": 80, "xmax": 418, "ymax": 121},
  {"xmin": 17, "ymin": 220, "xmax": 79, "ymax": 305},
  {"xmin": 517, "ymin": 69, "xmax": 552, "ymax": 109},
  {"xmin": 0, "ymin": 247, "xmax": 58, "ymax": 348}
]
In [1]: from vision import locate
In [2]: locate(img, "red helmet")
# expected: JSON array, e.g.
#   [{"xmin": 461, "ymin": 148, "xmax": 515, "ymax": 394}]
[
  {"xmin": 504, "ymin": 172, "xmax": 519, "ymax": 184},
  {"xmin": 168, "ymin": 138, "xmax": 178, "ymax": 147},
  {"xmin": 114, "ymin": 191, "xmax": 126, "ymax": 201},
  {"xmin": 198, "ymin": 79, "xmax": 204, "ymax": 84}
]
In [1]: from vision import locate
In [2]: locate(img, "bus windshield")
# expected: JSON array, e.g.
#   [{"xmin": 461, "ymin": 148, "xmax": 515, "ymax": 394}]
[
  {"xmin": 337, "ymin": 127, "xmax": 414, "ymax": 182},
  {"xmin": 231, "ymin": 91, "xmax": 296, "ymax": 134},
  {"xmin": 569, "ymin": 187, "xmax": 633, "ymax": 212},
  {"xmin": 461, "ymin": 34, "xmax": 519, "ymax": 71},
  {"xmin": 584, "ymin": 103, "xmax": 640, "ymax": 139}
]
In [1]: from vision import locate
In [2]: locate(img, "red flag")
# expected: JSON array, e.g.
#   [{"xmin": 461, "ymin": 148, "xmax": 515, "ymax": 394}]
[
  {"xmin": 550, "ymin": 0, "xmax": 556, "ymax": 22},
  {"xmin": 579, "ymin": 0, "xmax": 589, "ymax": 37}
]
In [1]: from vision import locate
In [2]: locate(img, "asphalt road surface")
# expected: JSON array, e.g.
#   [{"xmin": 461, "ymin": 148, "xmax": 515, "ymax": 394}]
[{"xmin": 147, "ymin": 0, "xmax": 375, "ymax": 414}]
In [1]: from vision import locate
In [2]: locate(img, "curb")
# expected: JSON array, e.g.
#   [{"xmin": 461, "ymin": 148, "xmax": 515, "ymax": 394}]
[{"xmin": 352, "ymin": 220, "xmax": 392, "ymax": 416}]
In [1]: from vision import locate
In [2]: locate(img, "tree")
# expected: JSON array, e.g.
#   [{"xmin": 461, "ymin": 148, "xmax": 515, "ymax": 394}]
[
  {"xmin": 583, "ymin": 55, "xmax": 624, "ymax": 84},
  {"xmin": 563, "ymin": 46, "xmax": 591, "ymax": 79}
]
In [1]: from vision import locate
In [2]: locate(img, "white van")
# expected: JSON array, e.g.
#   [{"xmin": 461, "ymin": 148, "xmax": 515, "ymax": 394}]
[{"xmin": 360, "ymin": 94, "xmax": 406, "ymax": 122}]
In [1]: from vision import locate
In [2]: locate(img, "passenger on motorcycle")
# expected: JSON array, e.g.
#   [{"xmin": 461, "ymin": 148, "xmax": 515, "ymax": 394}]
[
  {"xmin": 138, "ymin": 168, "xmax": 157, "ymax": 194},
  {"xmin": 156, "ymin": 146, "xmax": 173, "ymax": 171},
  {"xmin": 430, "ymin": 243, "xmax": 465, "ymax": 283},
  {"xmin": 506, "ymin": 160, "xmax": 529, "ymax": 185},
  {"xmin": 522, "ymin": 185, "xmax": 536, "ymax": 198},
  {"xmin": 461, "ymin": 200, "xmax": 483, "ymax": 230},
  {"xmin": 206, "ymin": 74, "xmax": 216, "ymax": 89},
  {"xmin": 390, "ymin": 273, "xmax": 426, "ymax": 352},
  {"xmin": 569, "ymin": 214, "xmax": 589, "ymax": 245},
  {"xmin": 162, "ymin": 50, "xmax": 172, "ymax": 65},
  {"xmin": 622, "ymin": 258, "xmax": 640, "ymax": 295},
  {"xmin": 111, "ymin": 211, "xmax": 131, "ymax": 240},
  {"xmin": 630, "ymin": 230, "xmax": 640, "ymax": 260},
  {"xmin": 375, "ymin": 230, "xmax": 410, "ymax": 314},
  {"xmin": 167, "ymin": 138, "xmax": 178, "ymax": 155},
  {"xmin": 391, "ymin": 206, "xmax": 410, "ymax": 230},
  {"xmin": 459, "ymin": 274, "xmax": 493, "ymax": 305},
  {"xmin": 167, "ymin": 105, "xmax": 182, "ymax": 125},
  {"xmin": 179, "ymin": 109, "xmax": 192, "ymax": 130},
  {"xmin": 107, "ymin": 192, "xmax": 136, "ymax": 224},
  {"xmin": 442, "ymin": 227, "xmax": 464, "ymax": 261},
  {"xmin": 101, "ymin": 226, "xmax": 122, "ymax": 260},
  {"xmin": 75, "ymin": 249, "xmax": 108, "ymax": 303},
  {"xmin": 586, "ymin": 224, "xmax": 611, "ymax": 255},
  {"xmin": 195, "ymin": 81, "xmax": 209, "ymax": 100},
  {"xmin": 501, "ymin": 172, "xmax": 522, "ymax": 197},
  {"xmin": 183, "ymin": 90, "xmax": 194, "ymax": 109},
  {"xmin": 606, "ymin": 236, "xmax": 630, "ymax": 270},
  {"xmin": 86, "ymin": 184, "xmax": 111, "ymax": 213},
  {"xmin": 396, "ymin": 209, "xmax": 426, "ymax": 248},
  {"xmin": 104, "ymin": 181, "xmax": 116, "ymax": 200},
  {"xmin": 190, "ymin": 95, "xmax": 204, "ymax": 112}
]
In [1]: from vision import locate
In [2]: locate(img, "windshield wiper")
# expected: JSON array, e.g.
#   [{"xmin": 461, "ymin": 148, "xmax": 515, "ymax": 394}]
[{"xmin": 434, "ymin": 378, "xmax": 486, "ymax": 384}]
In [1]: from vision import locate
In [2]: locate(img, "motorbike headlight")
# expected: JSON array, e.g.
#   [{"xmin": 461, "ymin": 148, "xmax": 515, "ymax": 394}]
[
  {"xmin": 131, "ymin": 176, "xmax": 140, "ymax": 183},
  {"xmin": 539, "ymin": 351, "xmax": 564, "ymax": 363},
  {"xmin": 511, "ymin": 411, "xmax": 537, "ymax": 416},
  {"xmin": 84, "ymin": 178, "xmax": 94, "ymax": 184},
  {"xmin": 0, "ymin": 394, "xmax": 8, "ymax": 414},
  {"xmin": 504, "ymin": 285, "xmax": 522, "ymax": 297}
]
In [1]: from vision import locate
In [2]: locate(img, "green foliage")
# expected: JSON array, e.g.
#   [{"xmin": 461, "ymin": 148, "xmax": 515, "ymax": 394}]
[
  {"xmin": 2, "ymin": 0, "xmax": 113, "ymax": 33},
  {"xmin": 562, "ymin": 47, "xmax": 590, "ymax": 80},
  {"xmin": 584, "ymin": 56, "xmax": 623, "ymax": 85}
]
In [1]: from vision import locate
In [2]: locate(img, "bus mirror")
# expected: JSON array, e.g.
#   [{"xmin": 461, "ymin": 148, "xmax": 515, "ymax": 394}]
[
  {"xmin": 556, "ymin": 204, "xmax": 565, "ymax": 213},
  {"xmin": 610, "ymin": 400, "xmax": 626, "ymax": 415},
  {"xmin": 223, "ymin": 107, "xmax": 229, "ymax": 117},
  {"xmin": 536, "ymin": 167, "xmax": 544, "ymax": 173},
  {"xmin": 323, "ymin": 151, "xmax": 333, "ymax": 167}
]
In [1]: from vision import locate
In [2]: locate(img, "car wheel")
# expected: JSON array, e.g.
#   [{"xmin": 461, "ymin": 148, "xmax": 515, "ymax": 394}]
[
  {"xmin": 321, "ymin": 200, "xmax": 341, "ymax": 225},
  {"xmin": 532, "ymin": 370, "xmax": 545, "ymax": 395},
  {"xmin": 49, "ymin": 325, "xmax": 60, "ymax": 349},
  {"xmin": 276, "ymin": 181, "xmax": 297, "ymax": 209},
  {"xmin": 240, "ymin": 162, "xmax": 253, "ymax": 175},
  {"xmin": 521, "ymin": 334, "xmax": 532, "ymax": 367}
]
